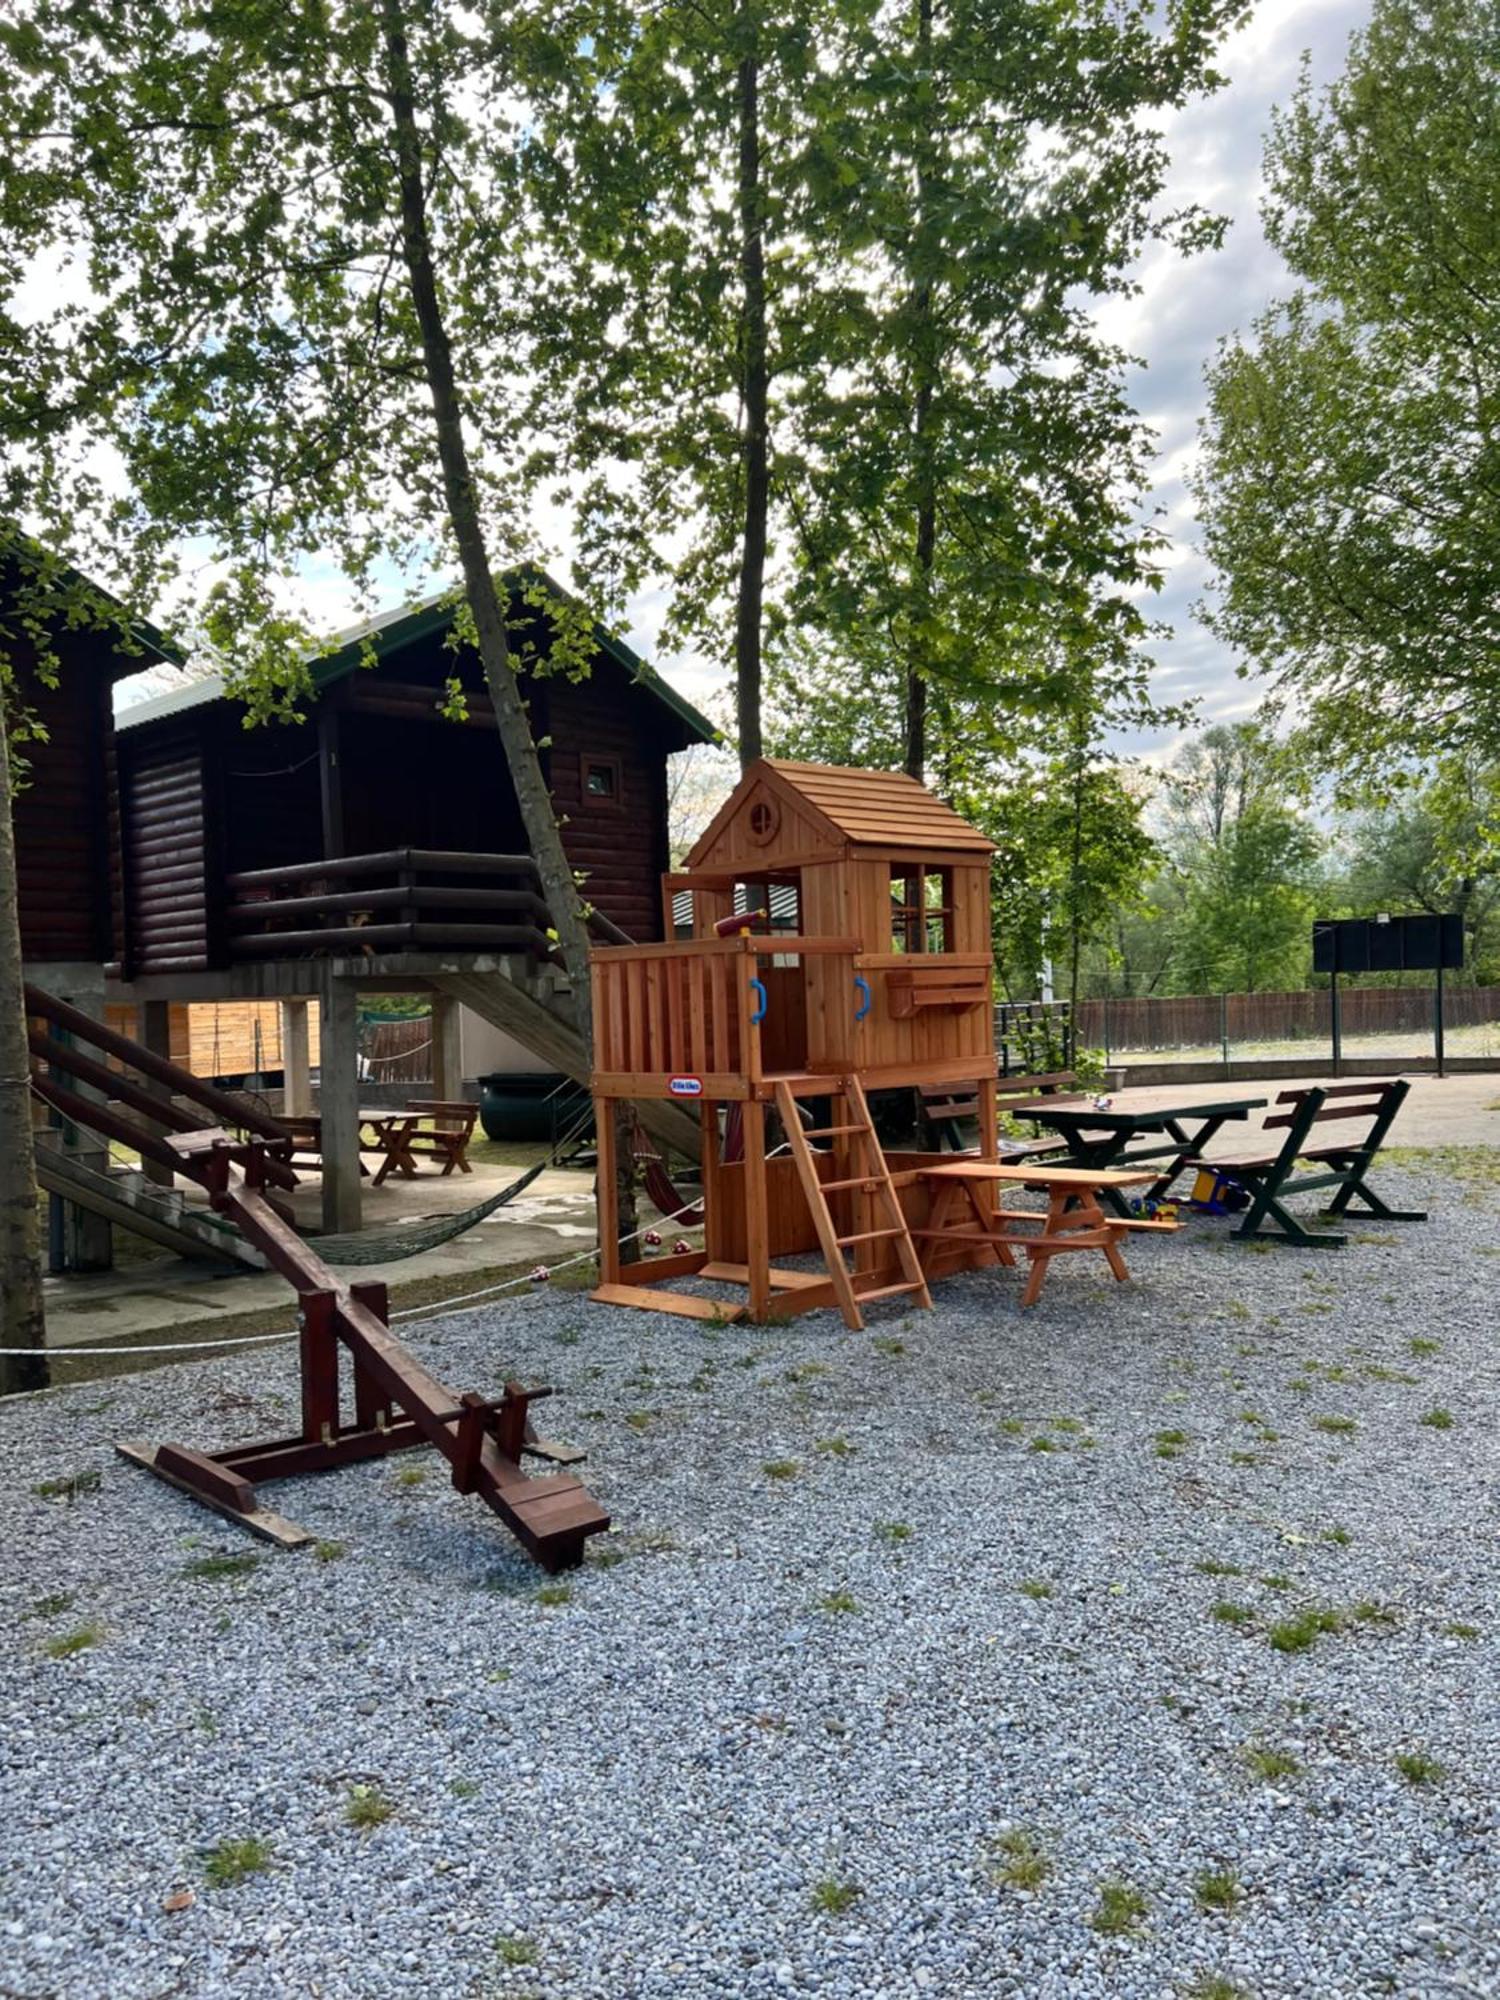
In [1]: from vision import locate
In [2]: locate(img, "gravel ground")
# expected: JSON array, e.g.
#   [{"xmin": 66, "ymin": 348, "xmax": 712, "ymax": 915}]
[{"xmin": 2, "ymin": 1166, "xmax": 1497, "ymax": 2000}]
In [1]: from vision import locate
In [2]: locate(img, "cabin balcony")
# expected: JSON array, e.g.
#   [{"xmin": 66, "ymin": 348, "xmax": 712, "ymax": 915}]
[
  {"xmin": 590, "ymin": 934, "xmax": 995, "ymax": 1101},
  {"xmin": 226, "ymin": 850, "xmax": 558, "ymax": 961}
]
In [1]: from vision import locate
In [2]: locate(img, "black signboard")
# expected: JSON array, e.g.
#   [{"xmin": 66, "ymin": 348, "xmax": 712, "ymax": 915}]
[{"xmin": 1313, "ymin": 915, "xmax": 1463, "ymax": 975}]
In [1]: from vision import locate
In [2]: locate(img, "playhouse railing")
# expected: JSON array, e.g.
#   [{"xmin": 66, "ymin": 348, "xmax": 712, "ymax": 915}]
[{"xmin": 590, "ymin": 934, "xmax": 860, "ymax": 1098}]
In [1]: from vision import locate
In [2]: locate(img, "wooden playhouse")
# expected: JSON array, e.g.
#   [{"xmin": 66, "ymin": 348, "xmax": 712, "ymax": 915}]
[{"xmin": 589, "ymin": 758, "xmax": 1007, "ymax": 1327}]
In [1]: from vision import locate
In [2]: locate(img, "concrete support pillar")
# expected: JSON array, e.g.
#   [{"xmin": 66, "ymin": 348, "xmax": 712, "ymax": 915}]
[
  {"xmin": 431, "ymin": 992, "xmax": 462, "ymax": 1102},
  {"xmin": 319, "ymin": 975, "xmax": 362, "ymax": 1235},
  {"xmin": 138, "ymin": 1000, "xmax": 176, "ymax": 1188},
  {"xmin": 280, "ymin": 999, "xmax": 313, "ymax": 1117}
]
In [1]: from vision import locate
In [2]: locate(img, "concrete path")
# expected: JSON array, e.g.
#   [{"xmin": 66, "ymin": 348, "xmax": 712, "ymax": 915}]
[{"xmin": 1099, "ymin": 1068, "xmax": 1500, "ymax": 1152}]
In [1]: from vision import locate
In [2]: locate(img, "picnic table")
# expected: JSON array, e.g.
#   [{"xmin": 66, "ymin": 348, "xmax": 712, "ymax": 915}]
[
  {"xmin": 914, "ymin": 1161, "xmax": 1169, "ymax": 1307},
  {"xmin": 281, "ymin": 1109, "xmax": 424, "ymax": 1187},
  {"xmin": 1006, "ymin": 1094, "xmax": 1268, "ymax": 1214}
]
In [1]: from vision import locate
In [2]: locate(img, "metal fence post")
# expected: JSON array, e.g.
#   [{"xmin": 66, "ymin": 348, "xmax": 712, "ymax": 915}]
[
  {"xmin": 1435, "ymin": 964, "xmax": 1446, "ymax": 1078},
  {"xmin": 1220, "ymin": 992, "xmax": 1229, "ymax": 1073}
]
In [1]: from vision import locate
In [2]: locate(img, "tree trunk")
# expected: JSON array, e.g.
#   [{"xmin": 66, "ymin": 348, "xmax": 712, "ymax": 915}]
[
  {"xmin": 381, "ymin": 2, "xmax": 636, "ymax": 1238},
  {"xmin": 734, "ymin": 42, "xmax": 769, "ymax": 771},
  {"xmin": 380, "ymin": 0, "xmax": 593, "ymax": 1056},
  {"xmin": 0, "ymin": 696, "xmax": 47, "ymax": 1387},
  {"xmin": 903, "ymin": 0, "xmax": 937, "ymax": 786}
]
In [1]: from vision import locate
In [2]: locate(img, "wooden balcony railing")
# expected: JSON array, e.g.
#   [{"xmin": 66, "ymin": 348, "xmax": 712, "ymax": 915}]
[
  {"xmin": 226, "ymin": 850, "xmax": 556, "ymax": 959},
  {"xmin": 591, "ymin": 934, "xmax": 860, "ymax": 1097}
]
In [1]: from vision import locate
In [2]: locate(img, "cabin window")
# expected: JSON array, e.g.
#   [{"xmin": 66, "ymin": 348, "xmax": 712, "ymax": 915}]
[
  {"xmin": 581, "ymin": 753, "xmax": 622, "ymax": 804},
  {"xmin": 890, "ymin": 864, "xmax": 954, "ymax": 953}
]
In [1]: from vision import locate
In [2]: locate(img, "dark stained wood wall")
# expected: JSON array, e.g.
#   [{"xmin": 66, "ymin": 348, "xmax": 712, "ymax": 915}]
[
  {"xmin": 10, "ymin": 651, "xmax": 113, "ymax": 964},
  {"xmin": 117, "ymin": 722, "xmax": 214, "ymax": 974},
  {"xmin": 111, "ymin": 607, "xmax": 694, "ymax": 963},
  {"xmin": 544, "ymin": 665, "xmax": 671, "ymax": 943}
]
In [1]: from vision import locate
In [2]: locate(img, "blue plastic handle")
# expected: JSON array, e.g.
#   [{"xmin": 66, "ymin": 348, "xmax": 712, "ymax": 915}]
[
  {"xmin": 853, "ymin": 975, "xmax": 872, "ymax": 1022},
  {"xmin": 748, "ymin": 977, "xmax": 768, "ymax": 1026}
]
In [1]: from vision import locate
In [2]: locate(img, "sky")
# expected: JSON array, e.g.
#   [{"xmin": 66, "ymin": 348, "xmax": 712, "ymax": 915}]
[{"xmin": 115, "ymin": 0, "xmax": 1372, "ymax": 754}]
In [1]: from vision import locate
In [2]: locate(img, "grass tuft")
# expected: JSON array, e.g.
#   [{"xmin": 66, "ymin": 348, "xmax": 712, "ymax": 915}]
[
  {"xmin": 989, "ymin": 1827, "xmax": 1050, "ymax": 1891},
  {"xmin": 32, "ymin": 1469, "xmax": 102, "ymax": 1503},
  {"xmin": 495, "ymin": 1935, "xmax": 538, "ymax": 1966},
  {"xmin": 182, "ymin": 1552, "xmax": 261, "ymax": 1580},
  {"xmin": 1193, "ymin": 1867, "xmax": 1242, "ymax": 1914},
  {"xmin": 1313, "ymin": 1414, "xmax": 1357, "ymax": 1435},
  {"xmin": 1242, "ymin": 1742, "xmax": 1301, "ymax": 1782},
  {"xmin": 874, "ymin": 1520, "xmax": 912, "ymax": 1544},
  {"xmin": 815, "ymin": 1435, "xmax": 855, "ymax": 1457},
  {"xmin": 43, "ymin": 1622, "xmax": 103, "ymax": 1659},
  {"xmin": 1018, "ymin": 1579, "xmax": 1053, "ymax": 1601},
  {"xmin": 1419, "ymin": 1408, "xmax": 1454, "ymax": 1430},
  {"xmin": 1269, "ymin": 1605, "xmax": 1343, "ymax": 1653},
  {"xmin": 1210, "ymin": 1601, "xmax": 1255, "ymax": 1627},
  {"xmin": 1182, "ymin": 1978, "xmax": 1251, "ymax": 2000},
  {"xmin": 1195, "ymin": 1559, "xmax": 1242, "ymax": 1578},
  {"xmin": 762, "ymin": 1458, "xmax": 799, "ymax": 1480},
  {"xmin": 344, "ymin": 1785, "xmax": 395, "ymax": 1830},
  {"xmin": 1090, "ymin": 1877, "xmax": 1148, "ymax": 1936},
  {"xmin": 817, "ymin": 1590, "xmax": 859, "ymax": 1615},
  {"xmin": 1394, "ymin": 1750, "xmax": 1445, "ymax": 1786},
  {"xmin": 203, "ymin": 1836, "xmax": 274, "ymax": 1887},
  {"xmin": 810, "ymin": 1877, "xmax": 862, "ymax": 1915},
  {"xmin": 313, "ymin": 1540, "xmax": 346, "ymax": 1564},
  {"xmin": 535, "ymin": 1583, "xmax": 572, "ymax": 1608}
]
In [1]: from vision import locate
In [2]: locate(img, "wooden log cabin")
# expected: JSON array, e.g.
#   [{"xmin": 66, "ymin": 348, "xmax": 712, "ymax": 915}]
[
  {"xmin": 3, "ymin": 550, "xmax": 180, "ymax": 978},
  {"xmin": 589, "ymin": 758, "xmax": 1006, "ymax": 1330},
  {"xmin": 113, "ymin": 569, "xmax": 715, "ymax": 977}
]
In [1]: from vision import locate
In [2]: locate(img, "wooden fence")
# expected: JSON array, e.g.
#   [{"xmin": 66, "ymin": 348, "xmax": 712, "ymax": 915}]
[
  {"xmin": 363, "ymin": 1015, "xmax": 433, "ymax": 1084},
  {"xmin": 1075, "ymin": 984, "xmax": 1500, "ymax": 1053}
]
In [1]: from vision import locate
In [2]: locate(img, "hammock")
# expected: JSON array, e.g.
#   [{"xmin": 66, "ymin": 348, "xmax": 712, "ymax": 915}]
[
  {"xmin": 630, "ymin": 1105, "xmax": 743, "ymax": 1228},
  {"xmin": 310, "ymin": 1160, "xmax": 548, "ymax": 1265}
]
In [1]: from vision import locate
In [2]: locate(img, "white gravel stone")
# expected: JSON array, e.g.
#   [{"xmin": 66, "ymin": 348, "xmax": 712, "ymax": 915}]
[{"xmin": 0, "ymin": 1166, "xmax": 1496, "ymax": 1998}]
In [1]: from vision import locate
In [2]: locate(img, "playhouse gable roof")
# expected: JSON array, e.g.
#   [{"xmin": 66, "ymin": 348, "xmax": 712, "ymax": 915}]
[{"xmin": 687, "ymin": 757, "xmax": 993, "ymax": 868}]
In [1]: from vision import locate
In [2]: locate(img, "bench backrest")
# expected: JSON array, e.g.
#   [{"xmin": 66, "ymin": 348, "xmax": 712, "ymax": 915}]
[
  {"xmin": 996, "ymin": 1070, "xmax": 1079, "ymax": 1097},
  {"xmin": 1266, "ymin": 1079, "xmax": 1405, "ymax": 1132},
  {"xmin": 404, "ymin": 1098, "xmax": 478, "ymax": 1131}
]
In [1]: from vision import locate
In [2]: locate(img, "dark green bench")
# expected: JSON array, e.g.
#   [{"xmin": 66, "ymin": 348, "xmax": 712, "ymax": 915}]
[{"xmin": 1189, "ymin": 1079, "xmax": 1425, "ymax": 1248}]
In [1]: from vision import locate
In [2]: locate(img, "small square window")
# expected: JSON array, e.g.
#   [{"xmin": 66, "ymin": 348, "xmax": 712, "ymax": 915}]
[{"xmin": 581, "ymin": 754, "xmax": 622, "ymax": 803}]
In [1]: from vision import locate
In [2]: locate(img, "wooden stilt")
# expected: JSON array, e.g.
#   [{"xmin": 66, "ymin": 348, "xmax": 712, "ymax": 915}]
[
  {"xmin": 594, "ymin": 1094, "xmax": 621, "ymax": 1283},
  {"xmin": 742, "ymin": 1096, "xmax": 772, "ymax": 1321}
]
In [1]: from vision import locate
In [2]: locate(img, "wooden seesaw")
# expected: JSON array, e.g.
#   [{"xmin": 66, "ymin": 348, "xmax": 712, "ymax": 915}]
[
  {"xmin": 122, "ymin": 1132, "xmax": 609, "ymax": 1569},
  {"xmin": 26, "ymin": 986, "xmax": 606, "ymax": 1571}
]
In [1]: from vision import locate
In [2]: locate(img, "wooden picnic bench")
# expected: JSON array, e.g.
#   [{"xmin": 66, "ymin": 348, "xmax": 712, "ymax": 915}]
[
  {"xmin": 1017, "ymin": 1093, "xmax": 1268, "ymax": 1213},
  {"xmin": 278, "ymin": 1109, "xmax": 424, "ymax": 1186},
  {"xmin": 402, "ymin": 1098, "xmax": 479, "ymax": 1176},
  {"xmin": 919, "ymin": 1070, "xmax": 1077, "ymax": 1157},
  {"xmin": 914, "ymin": 1161, "xmax": 1175, "ymax": 1307},
  {"xmin": 1185, "ymin": 1078, "xmax": 1424, "ymax": 1249}
]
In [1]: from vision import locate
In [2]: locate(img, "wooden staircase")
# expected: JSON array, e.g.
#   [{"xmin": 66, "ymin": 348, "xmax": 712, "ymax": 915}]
[{"xmin": 776, "ymin": 1077, "xmax": 932, "ymax": 1331}]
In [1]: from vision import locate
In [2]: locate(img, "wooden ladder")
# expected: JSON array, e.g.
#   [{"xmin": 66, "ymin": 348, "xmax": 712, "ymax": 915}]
[{"xmin": 776, "ymin": 1077, "xmax": 933, "ymax": 1331}]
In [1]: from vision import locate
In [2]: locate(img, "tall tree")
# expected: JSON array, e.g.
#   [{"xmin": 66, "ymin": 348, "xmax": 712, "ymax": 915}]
[
  {"xmin": 1195, "ymin": 0, "xmax": 1500, "ymax": 781},
  {"xmin": 1159, "ymin": 721, "xmax": 1322, "ymax": 992},
  {"xmin": 0, "ymin": 0, "xmax": 600, "ymax": 1037},
  {"xmin": 0, "ymin": 686, "xmax": 43, "ymax": 1374},
  {"xmin": 522, "ymin": 0, "xmax": 852, "ymax": 769},
  {"xmin": 789, "ymin": 0, "xmax": 1243, "ymax": 780}
]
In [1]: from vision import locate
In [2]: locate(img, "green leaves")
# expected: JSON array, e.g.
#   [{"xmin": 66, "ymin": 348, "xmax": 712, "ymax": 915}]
[{"xmin": 1196, "ymin": 0, "xmax": 1500, "ymax": 780}]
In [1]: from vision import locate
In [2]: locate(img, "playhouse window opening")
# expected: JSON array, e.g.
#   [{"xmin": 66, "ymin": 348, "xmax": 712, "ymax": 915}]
[{"xmin": 890, "ymin": 864, "xmax": 953, "ymax": 953}]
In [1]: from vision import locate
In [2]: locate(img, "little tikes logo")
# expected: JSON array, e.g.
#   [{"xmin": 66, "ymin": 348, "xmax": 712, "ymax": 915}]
[{"xmin": 668, "ymin": 1075, "xmax": 704, "ymax": 1097}]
